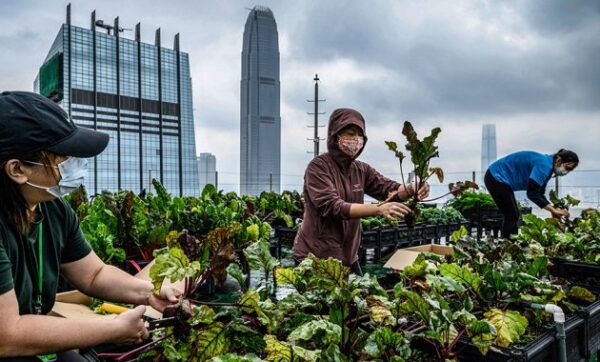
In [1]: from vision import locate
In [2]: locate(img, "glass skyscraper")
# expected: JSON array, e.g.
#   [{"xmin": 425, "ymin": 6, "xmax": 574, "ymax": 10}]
[
  {"xmin": 34, "ymin": 5, "xmax": 199, "ymax": 196},
  {"xmin": 197, "ymin": 152, "xmax": 217, "ymax": 190},
  {"xmin": 240, "ymin": 6, "xmax": 281, "ymax": 196}
]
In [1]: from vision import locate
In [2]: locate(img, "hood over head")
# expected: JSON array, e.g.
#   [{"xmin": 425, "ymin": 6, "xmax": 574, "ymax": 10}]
[{"xmin": 326, "ymin": 108, "xmax": 368, "ymax": 169}]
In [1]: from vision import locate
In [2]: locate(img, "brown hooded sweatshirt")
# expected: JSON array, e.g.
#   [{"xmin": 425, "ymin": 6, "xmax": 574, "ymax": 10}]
[{"xmin": 292, "ymin": 108, "xmax": 402, "ymax": 266}]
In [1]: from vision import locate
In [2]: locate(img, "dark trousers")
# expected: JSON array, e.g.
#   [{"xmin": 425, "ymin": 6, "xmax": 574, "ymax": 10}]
[{"xmin": 484, "ymin": 170, "xmax": 520, "ymax": 239}]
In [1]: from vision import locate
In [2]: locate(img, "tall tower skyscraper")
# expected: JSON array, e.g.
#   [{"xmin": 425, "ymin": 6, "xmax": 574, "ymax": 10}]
[
  {"xmin": 240, "ymin": 6, "xmax": 281, "ymax": 196},
  {"xmin": 198, "ymin": 153, "xmax": 217, "ymax": 189},
  {"xmin": 481, "ymin": 124, "xmax": 497, "ymax": 173},
  {"xmin": 34, "ymin": 5, "xmax": 199, "ymax": 196}
]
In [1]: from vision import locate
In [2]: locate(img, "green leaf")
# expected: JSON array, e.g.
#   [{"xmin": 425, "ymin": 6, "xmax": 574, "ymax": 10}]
[
  {"xmin": 149, "ymin": 247, "xmax": 201, "ymax": 293},
  {"xmin": 275, "ymin": 267, "xmax": 299, "ymax": 287},
  {"xmin": 264, "ymin": 335, "xmax": 319, "ymax": 362},
  {"xmin": 227, "ymin": 263, "xmax": 247, "ymax": 289},
  {"xmin": 363, "ymin": 327, "xmax": 407, "ymax": 358},
  {"xmin": 320, "ymin": 345, "xmax": 349, "ymax": 362},
  {"xmin": 245, "ymin": 240, "xmax": 280, "ymax": 275},
  {"xmin": 568, "ymin": 286, "xmax": 597, "ymax": 303},
  {"xmin": 439, "ymin": 263, "xmax": 482, "ymax": 295},
  {"xmin": 467, "ymin": 319, "xmax": 497, "ymax": 355},
  {"xmin": 401, "ymin": 253, "xmax": 429, "ymax": 280},
  {"xmin": 239, "ymin": 289, "xmax": 267, "ymax": 320},
  {"xmin": 195, "ymin": 322, "xmax": 230, "ymax": 360},
  {"xmin": 247, "ymin": 224, "xmax": 260, "ymax": 242},
  {"xmin": 209, "ymin": 354, "xmax": 263, "ymax": 362},
  {"xmin": 426, "ymin": 275, "xmax": 466, "ymax": 294},
  {"xmin": 366, "ymin": 295, "xmax": 396, "ymax": 327},
  {"xmin": 277, "ymin": 293, "xmax": 313, "ymax": 313},
  {"xmin": 288, "ymin": 320, "xmax": 342, "ymax": 345},
  {"xmin": 395, "ymin": 290, "xmax": 430, "ymax": 323},
  {"xmin": 308, "ymin": 255, "xmax": 350, "ymax": 290},
  {"xmin": 450, "ymin": 226, "xmax": 468, "ymax": 243},
  {"xmin": 161, "ymin": 338, "xmax": 191, "ymax": 361},
  {"xmin": 484, "ymin": 309, "xmax": 528, "ymax": 348},
  {"xmin": 190, "ymin": 304, "xmax": 216, "ymax": 325}
]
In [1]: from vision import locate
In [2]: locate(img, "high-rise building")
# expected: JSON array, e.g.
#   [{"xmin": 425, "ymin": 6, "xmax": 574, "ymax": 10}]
[
  {"xmin": 481, "ymin": 124, "xmax": 497, "ymax": 174},
  {"xmin": 34, "ymin": 5, "xmax": 199, "ymax": 196},
  {"xmin": 198, "ymin": 153, "xmax": 217, "ymax": 189},
  {"xmin": 240, "ymin": 6, "xmax": 281, "ymax": 196}
]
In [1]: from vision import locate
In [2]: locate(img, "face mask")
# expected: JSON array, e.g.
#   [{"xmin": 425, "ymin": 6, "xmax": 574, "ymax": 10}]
[
  {"xmin": 554, "ymin": 165, "xmax": 569, "ymax": 177},
  {"xmin": 338, "ymin": 134, "xmax": 364, "ymax": 158},
  {"xmin": 25, "ymin": 157, "xmax": 88, "ymax": 197}
]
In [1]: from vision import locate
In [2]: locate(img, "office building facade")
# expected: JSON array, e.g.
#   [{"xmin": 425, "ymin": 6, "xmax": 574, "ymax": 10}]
[
  {"xmin": 198, "ymin": 152, "xmax": 217, "ymax": 190},
  {"xmin": 34, "ymin": 5, "xmax": 199, "ymax": 196},
  {"xmin": 240, "ymin": 6, "xmax": 281, "ymax": 195}
]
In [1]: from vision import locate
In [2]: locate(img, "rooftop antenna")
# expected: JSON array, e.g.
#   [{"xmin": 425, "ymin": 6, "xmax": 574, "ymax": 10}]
[{"xmin": 306, "ymin": 74, "xmax": 326, "ymax": 158}]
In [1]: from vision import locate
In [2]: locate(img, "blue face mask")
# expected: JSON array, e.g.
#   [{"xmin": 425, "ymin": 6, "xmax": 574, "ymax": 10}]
[{"xmin": 25, "ymin": 157, "xmax": 88, "ymax": 198}]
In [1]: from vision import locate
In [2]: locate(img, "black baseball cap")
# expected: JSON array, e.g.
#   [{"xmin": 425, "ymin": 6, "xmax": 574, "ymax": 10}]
[{"xmin": 0, "ymin": 91, "xmax": 109, "ymax": 160}]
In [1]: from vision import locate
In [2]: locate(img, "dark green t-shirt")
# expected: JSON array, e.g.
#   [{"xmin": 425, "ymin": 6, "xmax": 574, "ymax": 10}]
[{"xmin": 0, "ymin": 198, "xmax": 92, "ymax": 315}]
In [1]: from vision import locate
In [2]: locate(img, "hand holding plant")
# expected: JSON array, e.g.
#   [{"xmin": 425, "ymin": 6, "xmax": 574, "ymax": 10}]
[{"xmin": 383, "ymin": 121, "xmax": 478, "ymax": 227}]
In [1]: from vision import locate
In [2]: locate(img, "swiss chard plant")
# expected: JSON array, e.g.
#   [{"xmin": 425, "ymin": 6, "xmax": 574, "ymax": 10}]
[{"xmin": 384, "ymin": 121, "xmax": 478, "ymax": 227}]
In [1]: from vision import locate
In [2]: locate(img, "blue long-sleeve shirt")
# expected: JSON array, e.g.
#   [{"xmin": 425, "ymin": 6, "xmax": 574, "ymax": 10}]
[{"xmin": 488, "ymin": 151, "xmax": 554, "ymax": 208}]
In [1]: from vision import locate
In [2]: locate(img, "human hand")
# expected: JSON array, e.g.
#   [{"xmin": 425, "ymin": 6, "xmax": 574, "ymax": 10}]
[
  {"xmin": 404, "ymin": 181, "xmax": 430, "ymax": 201},
  {"xmin": 148, "ymin": 285, "xmax": 182, "ymax": 313},
  {"xmin": 551, "ymin": 208, "xmax": 570, "ymax": 219},
  {"xmin": 378, "ymin": 202, "xmax": 412, "ymax": 219},
  {"xmin": 111, "ymin": 305, "xmax": 149, "ymax": 345}
]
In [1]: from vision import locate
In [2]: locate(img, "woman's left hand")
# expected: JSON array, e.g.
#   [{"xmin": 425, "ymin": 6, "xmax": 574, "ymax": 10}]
[
  {"xmin": 148, "ymin": 285, "xmax": 182, "ymax": 312},
  {"xmin": 417, "ymin": 182, "xmax": 430, "ymax": 201},
  {"xmin": 403, "ymin": 181, "xmax": 430, "ymax": 201}
]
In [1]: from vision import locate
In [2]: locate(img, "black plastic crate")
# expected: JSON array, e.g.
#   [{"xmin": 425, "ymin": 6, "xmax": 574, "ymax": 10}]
[
  {"xmin": 458, "ymin": 314, "xmax": 586, "ymax": 362},
  {"xmin": 549, "ymin": 258, "xmax": 600, "ymax": 358},
  {"xmin": 405, "ymin": 224, "xmax": 426, "ymax": 246},
  {"xmin": 380, "ymin": 228, "xmax": 397, "ymax": 247},
  {"xmin": 550, "ymin": 258, "xmax": 600, "ymax": 280},
  {"xmin": 423, "ymin": 224, "xmax": 438, "ymax": 243},
  {"xmin": 276, "ymin": 227, "xmax": 298, "ymax": 245},
  {"xmin": 361, "ymin": 229, "xmax": 380, "ymax": 247},
  {"xmin": 581, "ymin": 301, "xmax": 600, "ymax": 358}
]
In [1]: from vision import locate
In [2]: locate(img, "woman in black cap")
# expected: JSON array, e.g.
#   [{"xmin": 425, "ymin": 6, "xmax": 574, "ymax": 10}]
[{"xmin": 0, "ymin": 92, "xmax": 180, "ymax": 360}]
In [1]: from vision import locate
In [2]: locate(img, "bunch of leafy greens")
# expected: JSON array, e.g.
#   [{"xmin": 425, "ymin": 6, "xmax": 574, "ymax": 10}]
[{"xmin": 384, "ymin": 121, "xmax": 477, "ymax": 227}]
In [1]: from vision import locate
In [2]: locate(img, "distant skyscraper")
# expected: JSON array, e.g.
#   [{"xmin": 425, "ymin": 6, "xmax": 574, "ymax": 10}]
[
  {"xmin": 198, "ymin": 153, "xmax": 217, "ymax": 189},
  {"xmin": 34, "ymin": 5, "xmax": 199, "ymax": 196},
  {"xmin": 240, "ymin": 6, "xmax": 281, "ymax": 196},
  {"xmin": 481, "ymin": 124, "xmax": 497, "ymax": 173}
]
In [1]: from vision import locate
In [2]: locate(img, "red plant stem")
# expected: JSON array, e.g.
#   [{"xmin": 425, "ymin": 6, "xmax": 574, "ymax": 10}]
[
  {"xmin": 421, "ymin": 337, "xmax": 441, "ymax": 360},
  {"xmin": 419, "ymin": 192, "xmax": 454, "ymax": 203},
  {"xmin": 448, "ymin": 329, "xmax": 465, "ymax": 353},
  {"xmin": 97, "ymin": 334, "xmax": 170, "ymax": 361},
  {"xmin": 187, "ymin": 298, "xmax": 237, "ymax": 307},
  {"xmin": 399, "ymin": 159, "xmax": 407, "ymax": 193}
]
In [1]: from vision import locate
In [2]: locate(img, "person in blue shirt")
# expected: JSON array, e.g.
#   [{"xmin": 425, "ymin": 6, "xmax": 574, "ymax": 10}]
[{"xmin": 485, "ymin": 149, "xmax": 579, "ymax": 238}]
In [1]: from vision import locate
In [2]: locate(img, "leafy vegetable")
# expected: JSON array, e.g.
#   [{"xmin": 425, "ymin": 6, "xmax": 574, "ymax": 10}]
[{"xmin": 483, "ymin": 309, "xmax": 528, "ymax": 348}]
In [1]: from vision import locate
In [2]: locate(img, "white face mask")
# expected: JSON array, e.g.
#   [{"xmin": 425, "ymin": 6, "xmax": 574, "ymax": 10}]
[
  {"xmin": 26, "ymin": 157, "xmax": 88, "ymax": 197},
  {"xmin": 554, "ymin": 165, "xmax": 569, "ymax": 177}
]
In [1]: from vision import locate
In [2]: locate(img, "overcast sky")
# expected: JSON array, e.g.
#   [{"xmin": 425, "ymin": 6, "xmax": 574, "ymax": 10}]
[{"xmin": 1, "ymin": 0, "xmax": 599, "ymax": 195}]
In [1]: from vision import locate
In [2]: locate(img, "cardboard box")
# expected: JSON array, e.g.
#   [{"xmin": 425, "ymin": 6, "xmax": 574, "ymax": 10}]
[
  {"xmin": 384, "ymin": 244, "xmax": 453, "ymax": 272},
  {"xmin": 51, "ymin": 259, "xmax": 184, "ymax": 320}
]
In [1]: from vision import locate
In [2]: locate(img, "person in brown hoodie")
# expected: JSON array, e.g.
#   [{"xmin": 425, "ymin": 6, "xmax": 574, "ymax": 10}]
[{"xmin": 293, "ymin": 108, "xmax": 429, "ymax": 275}]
